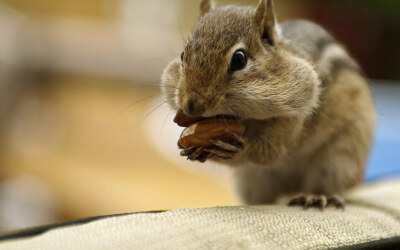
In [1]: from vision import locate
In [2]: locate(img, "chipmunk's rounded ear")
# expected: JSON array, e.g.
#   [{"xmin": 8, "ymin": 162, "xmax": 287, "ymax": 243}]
[
  {"xmin": 200, "ymin": 0, "xmax": 215, "ymax": 16},
  {"xmin": 254, "ymin": 0, "xmax": 280, "ymax": 45}
]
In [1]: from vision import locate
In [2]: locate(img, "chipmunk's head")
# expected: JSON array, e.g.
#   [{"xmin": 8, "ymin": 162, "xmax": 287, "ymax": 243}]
[{"xmin": 161, "ymin": 0, "xmax": 321, "ymax": 120}]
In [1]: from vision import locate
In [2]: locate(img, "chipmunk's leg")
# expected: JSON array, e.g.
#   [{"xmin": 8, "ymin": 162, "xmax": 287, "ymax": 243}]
[
  {"xmin": 289, "ymin": 115, "xmax": 373, "ymax": 210},
  {"xmin": 232, "ymin": 164, "xmax": 298, "ymax": 204}
]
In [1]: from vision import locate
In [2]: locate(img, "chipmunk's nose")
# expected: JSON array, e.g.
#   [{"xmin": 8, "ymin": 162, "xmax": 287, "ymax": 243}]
[{"xmin": 184, "ymin": 98, "xmax": 205, "ymax": 117}]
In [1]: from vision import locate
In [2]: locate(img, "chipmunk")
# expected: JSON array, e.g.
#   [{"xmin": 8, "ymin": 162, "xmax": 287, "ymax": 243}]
[{"xmin": 161, "ymin": 0, "xmax": 375, "ymax": 209}]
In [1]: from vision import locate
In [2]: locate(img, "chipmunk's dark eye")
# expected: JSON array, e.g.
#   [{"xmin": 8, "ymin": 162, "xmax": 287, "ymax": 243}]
[
  {"xmin": 181, "ymin": 51, "xmax": 184, "ymax": 61},
  {"xmin": 230, "ymin": 50, "xmax": 247, "ymax": 71}
]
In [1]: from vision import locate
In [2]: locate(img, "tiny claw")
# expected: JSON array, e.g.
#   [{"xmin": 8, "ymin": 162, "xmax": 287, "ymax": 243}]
[
  {"xmin": 327, "ymin": 195, "xmax": 346, "ymax": 210},
  {"xmin": 225, "ymin": 129, "xmax": 246, "ymax": 146},
  {"xmin": 180, "ymin": 146, "xmax": 195, "ymax": 156},
  {"xmin": 188, "ymin": 147, "xmax": 204, "ymax": 160},
  {"xmin": 303, "ymin": 196, "xmax": 315, "ymax": 210},
  {"xmin": 288, "ymin": 194, "xmax": 345, "ymax": 210},
  {"xmin": 209, "ymin": 139, "xmax": 239, "ymax": 152},
  {"xmin": 204, "ymin": 148, "xmax": 237, "ymax": 158}
]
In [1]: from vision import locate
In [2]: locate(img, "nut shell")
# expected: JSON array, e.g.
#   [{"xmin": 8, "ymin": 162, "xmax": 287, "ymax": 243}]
[
  {"xmin": 173, "ymin": 109, "xmax": 204, "ymax": 127},
  {"xmin": 178, "ymin": 119, "xmax": 245, "ymax": 148}
]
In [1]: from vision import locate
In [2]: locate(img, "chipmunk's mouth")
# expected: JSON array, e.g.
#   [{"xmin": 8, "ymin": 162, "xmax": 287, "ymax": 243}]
[{"xmin": 173, "ymin": 109, "xmax": 238, "ymax": 127}]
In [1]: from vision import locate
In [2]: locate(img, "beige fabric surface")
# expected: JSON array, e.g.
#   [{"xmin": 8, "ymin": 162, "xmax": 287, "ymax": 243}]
[{"xmin": 1, "ymin": 179, "xmax": 400, "ymax": 250}]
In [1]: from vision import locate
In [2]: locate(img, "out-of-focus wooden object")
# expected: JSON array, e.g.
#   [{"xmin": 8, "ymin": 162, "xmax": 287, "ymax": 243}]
[{"xmin": 2, "ymin": 77, "xmax": 236, "ymax": 220}]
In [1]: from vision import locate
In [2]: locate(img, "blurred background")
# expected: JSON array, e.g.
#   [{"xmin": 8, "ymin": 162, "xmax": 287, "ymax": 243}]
[{"xmin": 0, "ymin": 0, "xmax": 399, "ymax": 232}]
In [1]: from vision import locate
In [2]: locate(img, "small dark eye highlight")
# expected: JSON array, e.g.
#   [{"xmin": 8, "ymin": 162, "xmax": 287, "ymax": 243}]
[
  {"xmin": 180, "ymin": 51, "xmax": 184, "ymax": 61},
  {"xmin": 230, "ymin": 49, "xmax": 247, "ymax": 72}
]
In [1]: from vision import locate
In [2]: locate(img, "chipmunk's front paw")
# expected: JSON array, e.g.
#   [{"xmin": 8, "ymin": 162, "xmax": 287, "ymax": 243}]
[
  {"xmin": 204, "ymin": 131, "xmax": 245, "ymax": 160},
  {"xmin": 180, "ymin": 146, "xmax": 210, "ymax": 163},
  {"xmin": 180, "ymin": 131, "xmax": 245, "ymax": 162},
  {"xmin": 288, "ymin": 194, "xmax": 345, "ymax": 210}
]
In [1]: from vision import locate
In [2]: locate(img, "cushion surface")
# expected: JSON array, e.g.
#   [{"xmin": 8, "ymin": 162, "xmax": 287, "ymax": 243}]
[{"xmin": 0, "ymin": 179, "xmax": 399, "ymax": 250}]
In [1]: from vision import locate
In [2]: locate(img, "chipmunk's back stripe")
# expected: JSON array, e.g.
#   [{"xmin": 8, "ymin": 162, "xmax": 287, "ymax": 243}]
[
  {"xmin": 317, "ymin": 43, "xmax": 362, "ymax": 85},
  {"xmin": 314, "ymin": 37, "xmax": 337, "ymax": 62},
  {"xmin": 281, "ymin": 20, "xmax": 336, "ymax": 62},
  {"xmin": 330, "ymin": 58, "xmax": 363, "ymax": 80}
]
